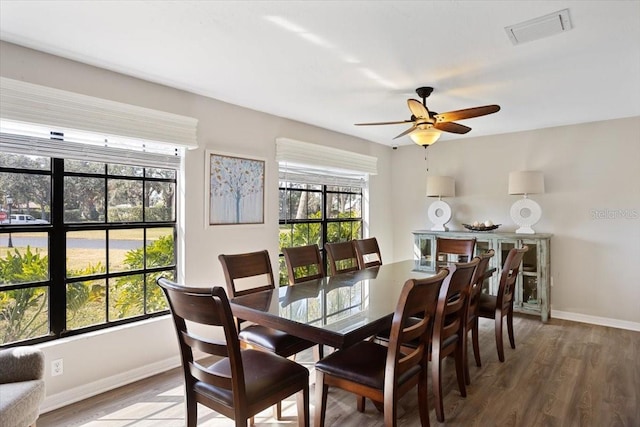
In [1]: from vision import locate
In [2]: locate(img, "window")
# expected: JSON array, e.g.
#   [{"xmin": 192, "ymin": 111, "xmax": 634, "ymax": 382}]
[
  {"xmin": 275, "ymin": 138, "xmax": 376, "ymax": 286},
  {"xmin": 278, "ymin": 182, "xmax": 362, "ymax": 285},
  {"xmin": 0, "ymin": 78, "xmax": 196, "ymax": 347},
  {"xmin": 0, "ymin": 141, "xmax": 178, "ymax": 346}
]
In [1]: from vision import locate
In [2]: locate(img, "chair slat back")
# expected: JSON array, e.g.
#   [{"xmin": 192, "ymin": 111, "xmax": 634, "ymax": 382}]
[
  {"xmin": 283, "ymin": 244, "xmax": 325, "ymax": 284},
  {"xmin": 436, "ymin": 237, "xmax": 476, "ymax": 266},
  {"xmin": 386, "ymin": 269, "xmax": 449, "ymax": 385},
  {"xmin": 325, "ymin": 241, "xmax": 359, "ymax": 275},
  {"xmin": 353, "ymin": 237, "xmax": 382, "ymax": 269},
  {"xmin": 466, "ymin": 250, "xmax": 495, "ymax": 323},
  {"xmin": 435, "ymin": 259, "xmax": 479, "ymax": 345},
  {"xmin": 218, "ymin": 250, "xmax": 275, "ymax": 297},
  {"xmin": 498, "ymin": 246, "xmax": 528, "ymax": 309},
  {"xmin": 157, "ymin": 278, "xmax": 245, "ymax": 397}
]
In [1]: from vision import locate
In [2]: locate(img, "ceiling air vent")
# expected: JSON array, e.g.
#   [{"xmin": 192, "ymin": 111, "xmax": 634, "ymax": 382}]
[{"xmin": 505, "ymin": 9, "xmax": 572, "ymax": 45}]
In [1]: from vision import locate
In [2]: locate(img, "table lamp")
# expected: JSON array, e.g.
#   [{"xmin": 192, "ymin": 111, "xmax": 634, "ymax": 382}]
[
  {"xmin": 426, "ymin": 175, "xmax": 455, "ymax": 231},
  {"xmin": 508, "ymin": 171, "xmax": 544, "ymax": 234}
]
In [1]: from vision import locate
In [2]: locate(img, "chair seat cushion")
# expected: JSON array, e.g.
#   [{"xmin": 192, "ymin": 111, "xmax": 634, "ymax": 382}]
[
  {"xmin": 195, "ymin": 349, "xmax": 309, "ymax": 407},
  {"xmin": 0, "ymin": 380, "xmax": 45, "ymax": 427},
  {"xmin": 478, "ymin": 294, "xmax": 497, "ymax": 317},
  {"xmin": 315, "ymin": 341, "xmax": 420, "ymax": 390},
  {"xmin": 238, "ymin": 325, "xmax": 314, "ymax": 356}
]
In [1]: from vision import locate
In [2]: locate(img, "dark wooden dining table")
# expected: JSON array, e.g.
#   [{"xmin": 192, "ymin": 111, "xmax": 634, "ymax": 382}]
[{"xmin": 229, "ymin": 259, "xmax": 436, "ymax": 350}]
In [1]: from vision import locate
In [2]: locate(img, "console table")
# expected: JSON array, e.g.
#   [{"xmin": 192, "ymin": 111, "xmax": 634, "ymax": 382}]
[{"xmin": 413, "ymin": 230, "xmax": 552, "ymax": 322}]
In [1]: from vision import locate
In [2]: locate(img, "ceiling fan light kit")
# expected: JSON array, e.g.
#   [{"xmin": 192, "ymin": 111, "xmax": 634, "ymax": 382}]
[
  {"xmin": 508, "ymin": 171, "xmax": 545, "ymax": 234},
  {"xmin": 355, "ymin": 86, "xmax": 500, "ymax": 146},
  {"xmin": 410, "ymin": 128, "xmax": 441, "ymax": 146},
  {"xmin": 426, "ymin": 175, "xmax": 455, "ymax": 231}
]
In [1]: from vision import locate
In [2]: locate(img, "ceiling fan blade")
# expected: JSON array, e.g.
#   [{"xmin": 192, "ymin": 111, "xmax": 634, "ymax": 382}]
[
  {"xmin": 434, "ymin": 105, "xmax": 501, "ymax": 123},
  {"xmin": 354, "ymin": 120, "xmax": 413, "ymax": 126},
  {"xmin": 407, "ymin": 99, "xmax": 430, "ymax": 119},
  {"xmin": 434, "ymin": 121, "xmax": 472, "ymax": 134},
  {"xmin": 393, "ymin": 124, "xmax": 418, "ymax": 139}
]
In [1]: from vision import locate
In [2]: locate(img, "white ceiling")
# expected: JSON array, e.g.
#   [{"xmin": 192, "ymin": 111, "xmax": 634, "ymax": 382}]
[{"xmin": 1, "ymin": 1, "xmax": 639, "ymax": 147}]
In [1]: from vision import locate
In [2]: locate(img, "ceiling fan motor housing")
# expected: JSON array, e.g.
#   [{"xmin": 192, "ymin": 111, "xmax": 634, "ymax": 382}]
[{"xmin": 416, "ymin": 86, "xmax": 434, "ymax": 100}]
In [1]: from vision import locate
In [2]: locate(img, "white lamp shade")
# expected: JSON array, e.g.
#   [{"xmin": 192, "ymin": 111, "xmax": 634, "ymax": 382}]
[
  {"xmin": 508, "ymin": 171, "xmax": 545, "ymax": 195},
  {"xmin": 410, "ymin": 129, "xmax": 441, "ymax": 146},
  {"xmin": 426, "ymin": 176, "xmax": 455, "ymax": 197}
]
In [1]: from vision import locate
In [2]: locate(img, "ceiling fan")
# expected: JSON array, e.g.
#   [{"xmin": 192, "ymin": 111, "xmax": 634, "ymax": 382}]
[{"xmin": 355, "ymin": 86, "xmax": 500, "ymax": 146}]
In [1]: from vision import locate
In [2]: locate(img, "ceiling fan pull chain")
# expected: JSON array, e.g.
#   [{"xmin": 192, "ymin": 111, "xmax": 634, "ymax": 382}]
[{"xmin": 424, "ymin": 146, "xmax": 429, "ymax": 170}]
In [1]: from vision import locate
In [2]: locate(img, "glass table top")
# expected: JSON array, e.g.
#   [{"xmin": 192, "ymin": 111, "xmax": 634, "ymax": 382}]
[{"xmin": 230, "ymin": 260, "xmax": 436, "ymax": 348}]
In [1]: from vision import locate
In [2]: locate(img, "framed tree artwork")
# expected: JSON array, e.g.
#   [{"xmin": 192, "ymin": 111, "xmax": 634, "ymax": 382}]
[{"xmin": 206, "ymin": 151, "xmax": 265, "ymax": 225}]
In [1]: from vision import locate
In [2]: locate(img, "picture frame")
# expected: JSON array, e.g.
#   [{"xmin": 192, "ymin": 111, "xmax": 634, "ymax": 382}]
[{"xmin": 206, "ymin": 151, "xmax": 265, "ymax": 226}]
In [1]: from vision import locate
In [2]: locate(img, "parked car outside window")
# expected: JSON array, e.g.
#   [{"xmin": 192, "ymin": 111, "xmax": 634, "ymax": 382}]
[{"xmin": 0, "ymin": 214, "xmax": 49, "ymax": 225}]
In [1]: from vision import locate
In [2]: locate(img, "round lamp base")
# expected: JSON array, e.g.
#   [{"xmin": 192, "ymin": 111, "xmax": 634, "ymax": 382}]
[
  {"xmin": 510, "ymin": 198, "xmax": 542, "ymax": 234},
  {"xmin": 428, "ymin": 200, "xmax": 452, "ymax": 231}
]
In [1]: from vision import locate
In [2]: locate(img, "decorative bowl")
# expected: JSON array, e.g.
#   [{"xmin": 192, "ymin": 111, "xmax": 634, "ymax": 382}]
[{"xmin": 462, "ymin": 223, "xmax": 501, "ymax": 232}]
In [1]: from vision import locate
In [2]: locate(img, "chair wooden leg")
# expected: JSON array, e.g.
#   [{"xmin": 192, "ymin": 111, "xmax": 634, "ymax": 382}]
[
  {"xmin": 417, "ymin": 371, "xmax": 431, "ymax": 427},
  {"xmin": 314, "ymin": 344, "xmax": 324, "ymax": 361},
  {"xmin": 273, "ymin": 402, "xmax": 282, "ymax": 420},
  {"xmin": 455, "ymin": 343, "xmax": 467, "ymax": 398},
  {"xmin": 431, "ymin": 353, "xmax": 445, "ymax": 422},
  {"xmin": 495, "ymin": 311, "xmax": 505, "ymax": 362},
  {"xmin": 383, "ymin": 394, "xmax": 398, "ymax": 427},
  {"xmin": 297, "ymin": 384, "xmax": 309, "ymax": 427},
  {"xmin": 357, "ymin": 395, "xmax": 366, "ymax": 412},
  {"xmin": 464, "ymin": 332, "xmax": 471, "ymax": 386},
  {"xmin": 186, "ymin": 393, "xmax": 197, "ymax": 427},
  {"xmin": 507, "ymin": 310, "xmax": 516, "ymax": 349},
  {"xmin": 472, "ymin": 319, "xmax": 482, "ymax": 367},
  {"xmin": 315, "ymin": 371, "xmax": 328, "ymax": 427}
]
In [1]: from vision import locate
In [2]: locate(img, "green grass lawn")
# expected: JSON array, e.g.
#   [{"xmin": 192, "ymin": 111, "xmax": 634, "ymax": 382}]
[
  {"xmin": 0, "ymin": 246, "xmax": 128, "ymax": 271},
  {"xmin": 1, "ymin": 227, "xmax": 172, "ymax": 271}
]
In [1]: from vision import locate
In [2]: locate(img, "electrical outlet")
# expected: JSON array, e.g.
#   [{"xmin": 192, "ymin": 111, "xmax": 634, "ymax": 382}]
[{"xmin": 51, "ymin": 358, "xmax": 63, "ymax": 376}]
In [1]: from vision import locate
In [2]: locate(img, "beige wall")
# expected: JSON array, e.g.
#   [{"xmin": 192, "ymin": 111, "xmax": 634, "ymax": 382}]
[
  {"xmin": 1, "ymin": 40, "xmax": 638, "ymax": 411},
  {"xmin": 391, "ymin": 117, "xmax": 640, "ymax": 325},
  {"xmin": 0, "ymin": 41, "xmax": 394, "ymax": 410}
]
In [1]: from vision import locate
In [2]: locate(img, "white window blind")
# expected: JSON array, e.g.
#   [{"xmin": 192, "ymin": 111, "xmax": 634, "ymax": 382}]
[
  {"xmin": 276, "ymin": 137, "xmax": 377, "ymax": 188},
  {"xmin": 0, "ymin": 130, "xmax": 181, "ymax": 169},
  {"xmin": 0, "ymin": 77, "xmax": 198, "ymax": 149}
]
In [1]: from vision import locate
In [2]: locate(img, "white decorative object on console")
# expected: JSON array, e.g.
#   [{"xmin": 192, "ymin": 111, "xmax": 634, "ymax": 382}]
[
  {"xmin": 508, "ymin": 171, "xmax": 545, "ymax": 234},
  {"xmin": 426, "ymin": 175, "xmax": 455, "ymax": 231}
]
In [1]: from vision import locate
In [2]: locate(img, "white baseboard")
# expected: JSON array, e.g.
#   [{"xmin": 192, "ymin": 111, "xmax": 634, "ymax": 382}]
[
  {"xmin": 552, "ymin": 310, "xmax": 640, "ymax": 332},
  {"xmin": 41, "ymin": 355, "xmax": 182, "ymax": 413}
]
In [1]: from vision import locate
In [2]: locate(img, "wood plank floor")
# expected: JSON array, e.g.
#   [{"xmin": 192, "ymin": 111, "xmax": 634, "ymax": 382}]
[{"xmin": 38, "ymin": 315, "xmax": 640, "ymax": 426}]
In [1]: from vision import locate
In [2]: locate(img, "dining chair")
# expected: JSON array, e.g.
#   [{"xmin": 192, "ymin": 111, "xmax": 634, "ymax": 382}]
[
  {"xmin": 478, "ymin": 246, "xmax": 528, "ymax": 362},
  {"xmin": 435, "ymin": 237, "xmax": 476, "ymax": 269},
  {"xmin": 282, "ymin": 244, "xmax": 328, "ymax": 358},
  {"xmin": 430, "ymin": 258, "xmax": 479, "ymax": 422},
  {"xmin": 314, "ymin": 269, "xmax": 449, "ymax": 427},
  {"xmin": 325, "ymin": 241, "xmax": 359, "ymax": 275},
  {"xmin": 463, "ymin": 250, "xmax": 495, "ymax": 385},
  {"xmin": 157, "ymin": 278, "xmax": 309, "ymax": 427},
  {"xmin": 282, "ymin": 244, "xmax": 325, "ymax": 284},
  {"xmin": 353, "ymin": 237, "xmax": 382, "ymax": 269},
  {"xmin": 218, "ymin": 250, "xmax": 316, "ymax": 420}
]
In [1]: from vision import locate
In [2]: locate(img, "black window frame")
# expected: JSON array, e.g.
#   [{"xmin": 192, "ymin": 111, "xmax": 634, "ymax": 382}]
[
  {"xmin": 278, "ymin": 180, "xmax": 363, "ymax": 285},
  {"xmin": 0, "ymin": 153, "xmax": 177, "ymax": 348}
]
